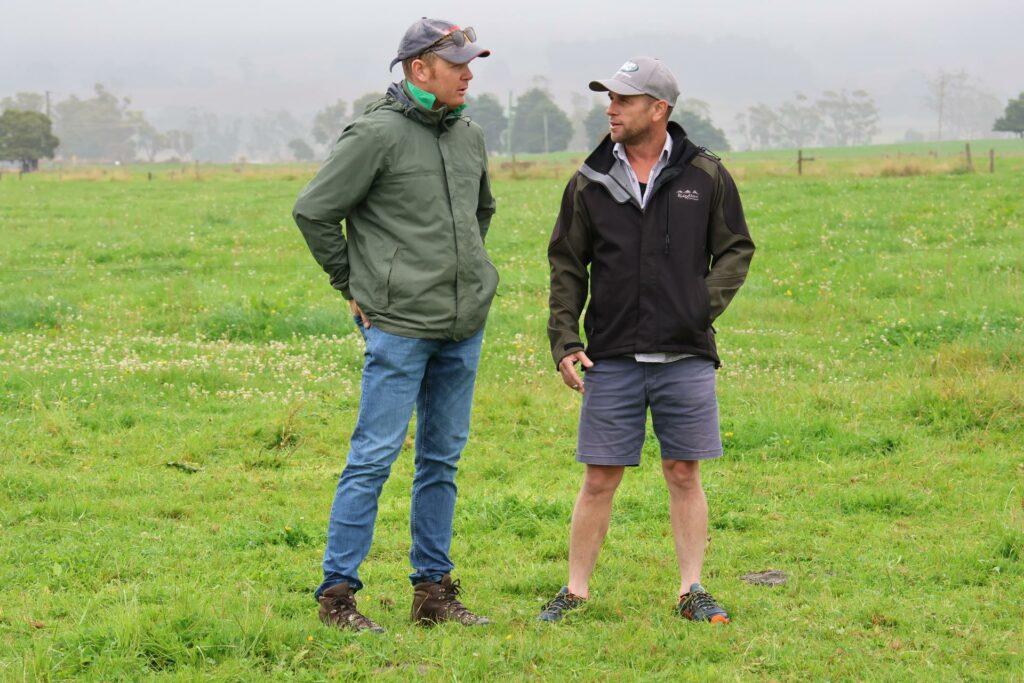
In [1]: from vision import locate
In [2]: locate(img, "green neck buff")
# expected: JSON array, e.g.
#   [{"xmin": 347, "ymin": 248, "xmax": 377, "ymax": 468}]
[{"xmin": 405, "ymin": 80, "xmax": 466, "ymax": 115}]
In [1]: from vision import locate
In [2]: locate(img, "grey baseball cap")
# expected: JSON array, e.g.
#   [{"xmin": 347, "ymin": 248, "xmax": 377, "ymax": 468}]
[
  {"xmin": 589, "ymin": 57, "xmax": 680, "ymax": 108},
  {"xmin": 389, "ymin": 18, "xmax": 491, "ymax": 71}
]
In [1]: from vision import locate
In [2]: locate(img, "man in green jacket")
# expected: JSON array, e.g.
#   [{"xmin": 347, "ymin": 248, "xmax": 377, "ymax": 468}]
[{"xmin": 292, "ymin": 18, "xmax": 497, "ymax": 632}]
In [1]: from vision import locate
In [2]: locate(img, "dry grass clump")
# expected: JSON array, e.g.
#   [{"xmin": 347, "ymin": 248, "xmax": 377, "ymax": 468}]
[
  {"xmin": 13, "ymin": 167, "xmax": 134, "ymax": 182},
  {"xmin": 490, "ymin": 160, "xmax": 579, "ymax": 181},
  {"xmin": 871, "ymin": 160, "xmax": 965, "ymax": 178}
]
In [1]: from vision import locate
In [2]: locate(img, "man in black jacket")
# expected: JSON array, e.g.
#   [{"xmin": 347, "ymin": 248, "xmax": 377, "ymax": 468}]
[{"xmin": 538, "ymin": 57, "xmax": 754, "ymax": 624}]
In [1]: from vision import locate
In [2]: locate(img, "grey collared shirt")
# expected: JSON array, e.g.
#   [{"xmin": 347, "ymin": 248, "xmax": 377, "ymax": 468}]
[
  {"xmin": 612, "ymin": 132, "xmax": 692, "ymax": 364},
  {"xmin": 612, "ymin": 132, "xmax": 672, "ymax": 209}
]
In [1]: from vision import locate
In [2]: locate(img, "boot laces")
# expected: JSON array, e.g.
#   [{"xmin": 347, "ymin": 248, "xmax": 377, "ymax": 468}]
[
  {"xmin": 686, "ymin": 589, "xmax": 720, "ymax": 614},
  {"xmin": 441, "ymin": 579, "xmax": 472, "ymax": 617},
  {"xmin": 328, "ymin": 593, "xmax": 375, "ymax": 629},
  {"xmin": 543, "ymin": 591, "xmax": 581, "ymax": 613}
]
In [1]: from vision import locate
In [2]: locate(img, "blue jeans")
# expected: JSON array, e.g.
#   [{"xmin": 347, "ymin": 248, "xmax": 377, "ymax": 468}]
[{"xmin": 315, "ymin": 318, "xmax": 484, "ymax": 598}]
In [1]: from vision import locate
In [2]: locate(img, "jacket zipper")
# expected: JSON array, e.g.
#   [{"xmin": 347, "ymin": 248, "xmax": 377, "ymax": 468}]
[{"xmin": 436, "ymin": 131, "xmax": 460, "ymax": 336}]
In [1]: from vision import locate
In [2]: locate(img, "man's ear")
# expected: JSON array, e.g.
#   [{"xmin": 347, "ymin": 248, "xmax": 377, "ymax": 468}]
[
  {"xmin": 410, "ymin": 57, "xmax": 433, "ymax": 84},
  {"xmin": 410, "ymin": 58, "xmax": 424, "ymax": 83},
  {"xmin": 654, "ymin": 100, "xmax": 670, "ymax": 123}
]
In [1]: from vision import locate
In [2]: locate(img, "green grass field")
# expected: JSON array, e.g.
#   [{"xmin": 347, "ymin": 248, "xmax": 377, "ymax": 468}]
[{"xmin": 1, "ymin": 141, "xmax": 1023, "ymax": 680}]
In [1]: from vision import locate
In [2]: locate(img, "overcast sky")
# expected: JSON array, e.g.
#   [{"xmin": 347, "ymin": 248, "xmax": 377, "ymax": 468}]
[{"xmin": 3, "ymin": 0, "xmax": 1021, "ymax": 140}]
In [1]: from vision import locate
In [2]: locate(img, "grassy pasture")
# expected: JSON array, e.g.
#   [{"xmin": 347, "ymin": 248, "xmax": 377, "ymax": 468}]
[{"xmin": 1, "ymin": 140, "xmax": 1022, "ymax": 680}]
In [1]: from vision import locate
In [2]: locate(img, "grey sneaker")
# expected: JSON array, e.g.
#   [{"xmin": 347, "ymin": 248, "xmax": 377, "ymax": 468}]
[
  {"xmin": 537, "ymin": 587, "xmax": 586, "ymax": 622},
  {"xmin": 675, "ymin": 582, "xmax": 730, "ymax": 624}
]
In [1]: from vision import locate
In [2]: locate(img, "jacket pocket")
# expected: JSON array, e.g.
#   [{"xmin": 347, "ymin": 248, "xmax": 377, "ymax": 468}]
[
  {"xmin": 483, "ymin": 256, "xmax": 499, "ymax": 294},
  {"xmin": 384, "ymin": 245, "xmax": 400, "ymax": 311},
  {"xmin": 458, "ymin": 255, "xmax": 499, "ymax": 335},
  {"xmin": 699, "ymin": 278, "xmax": 711, "ymax": 328}
]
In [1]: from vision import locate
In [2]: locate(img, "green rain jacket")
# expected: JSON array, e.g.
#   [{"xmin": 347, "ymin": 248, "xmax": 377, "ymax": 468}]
[{"xmin": 292, "ymin": 81, "xmax": 497, "ymax": 341}]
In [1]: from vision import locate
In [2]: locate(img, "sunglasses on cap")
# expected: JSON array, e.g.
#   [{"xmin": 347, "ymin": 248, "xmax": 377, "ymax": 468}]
[{"xmin": 424, "ymin": 26, "xmax": 477, "ymax": 53}]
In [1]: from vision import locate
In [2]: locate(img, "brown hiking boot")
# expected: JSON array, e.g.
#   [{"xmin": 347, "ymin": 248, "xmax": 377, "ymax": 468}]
[
  {"xmin": 318, "ymin": 582, "xmax": 384, "ymax": 633},
  {"xmin": 411, "ymin": 574, "xmax": 491, "ymax": 626}
]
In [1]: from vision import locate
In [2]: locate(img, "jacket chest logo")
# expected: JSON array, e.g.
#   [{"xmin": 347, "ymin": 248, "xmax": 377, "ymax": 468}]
[{"xmin": 676, "ymin": 189, "xmax": 700, "ymax": 201}]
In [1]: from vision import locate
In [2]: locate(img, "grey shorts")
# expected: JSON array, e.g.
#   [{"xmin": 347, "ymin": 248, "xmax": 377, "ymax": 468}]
[{"xmin": 577, "ymin": 356, "xmax": 723, "ymax": 466}]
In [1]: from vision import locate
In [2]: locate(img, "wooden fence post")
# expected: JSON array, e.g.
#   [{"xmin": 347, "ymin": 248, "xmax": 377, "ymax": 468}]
[
  {"xmin": 964, "ymin": 143, "xmax": 973, "ymax": 171},
  {"xmin": 989, "ymin": 148, "xmax": 995, "ymax": 173},
  {"xmin": 797, "ymin": 149, "xmax": 815, "ymax": 175}
]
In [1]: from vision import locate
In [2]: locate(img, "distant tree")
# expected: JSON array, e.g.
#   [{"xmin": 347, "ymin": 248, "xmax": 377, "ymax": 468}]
[
  {"xmin": 583, "ymin": 102, "xmax": 609, "ymax": 146},
  {"xmin": 245, "ymin": 109, "xmax": 304, "ymax": 161},
  {"xmin": 288, "ymin": 138, "xmax": 315, "ymax": 161},
  {"xmin": 312, "ymin": 99, "xmax": 349, "ymax": 146},
  {"xmin": 531, "ymin": 74, "xmax": 552, "ymax": 91},
  {"xmin": 733, "ymin": 112, "xmax": 750, "ymax": 151},
  {"xmin": 351, "ymin": 92, "xmax": 382, "ymax": 117},
  {"xmin": 1, "ymin": 92, "xmax": 45, "ymax": 113},
  {"xmin": 993, "ymin": 92, "xmax": 1024, "ymax": 138},
  {"xmin": 745, "ymin": 103, "xmax": 778, "ymax": 149},
  {"xmin": 671, "ymin": 101, "xmax": 730, "ymax": 151},
  {"xmin": 53, "ymin": 84, "xmax": 140, "ymax": 161},
  {"xmin": 924, "ymin": 70, "xmax": 963, "ymax": 140},
  {"xmin": 511, "ymin": 88, "xmax": 572, "ymax": 153},
  {"xmin": 771, "ymin": 93, "xmax": 820, "ymax": 148},
  {"xmin": 164, "ymin": 129, "xmax": 194, "ymax": 160},
  {"xmin": 464, "ymin": 93, "xmax": 507, "ymax": 152},
  {"xmin": 925, "ymin": 70, "xmax": 1003, "ymax": 140},
  {"xmin": 674, "ymin": 110, "xmax": 730, "ymax": 151},
  {"xmin": 678, "ymin": 98, "xmax": 713, "ymax": 119},
  {"xmin": 0, "ymin": 109, "xmax": 59, "ymax": 171},
  {"xmin": 567, "ymin": 92, "xmax": 591, "ymax": 151},
  {"xmin": 816, "ymin": 89, "xmax": 878, "ymax": 146},
  {"xmin": 186, "ymin": 110, "xmax": 241, "ymax": 162},
  {"xmin": 131, "ymin": 113, "xmax": 168, "ymax": 162}
]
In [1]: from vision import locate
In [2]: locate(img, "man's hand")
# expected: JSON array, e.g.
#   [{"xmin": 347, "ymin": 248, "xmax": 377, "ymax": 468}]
[
  {"xmin": 349, "ymin": 299, "xmax": 371, "ymax": 328},
  {"xmin": 558, "ymin": 350, "xmax": 593, "ymax": 393}
]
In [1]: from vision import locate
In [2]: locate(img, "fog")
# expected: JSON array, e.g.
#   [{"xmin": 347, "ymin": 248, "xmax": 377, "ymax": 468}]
[{"xmin": 3, "ymin": 0, "xmax": 1021, "ymax": 148}]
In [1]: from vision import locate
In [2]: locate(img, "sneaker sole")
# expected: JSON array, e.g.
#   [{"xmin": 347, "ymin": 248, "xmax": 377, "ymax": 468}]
[{"xmin": 678, "ymin": 609, "xmax": 731, "ymax": 624}]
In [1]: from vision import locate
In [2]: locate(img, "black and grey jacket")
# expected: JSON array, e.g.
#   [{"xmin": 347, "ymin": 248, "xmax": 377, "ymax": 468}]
[{"xmin": 547, "ymin": 122, "xmax": 755, "ymax": 367}]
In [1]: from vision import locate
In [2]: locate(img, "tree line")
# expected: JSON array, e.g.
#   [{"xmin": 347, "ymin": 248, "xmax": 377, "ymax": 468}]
[
  {"xmin": 0, "ymin": 86, "xmax": 311, "ymax": 167},
  {"xmin": 3, "ymin": 81, "xmax": 1023, "ymax": 171},
  {"xmin": 306, "ymin": 88, "xmax": 731, "ymax": 158},
  {"xmin": 925, "ymin": 69, "xmax": 1012, "ymax": 141},
  {"xmin": 735, "ymin": 90, "xmax": 881, "ymax": 150},
  {"xmin": 0, "ymin": 83, "xmax": 735, "ymax": 169}
]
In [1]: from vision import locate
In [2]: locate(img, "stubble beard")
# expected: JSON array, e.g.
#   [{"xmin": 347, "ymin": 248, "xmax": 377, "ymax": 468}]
[{"xmin": 612, "ymin": 122, "xmax": 654, "ymax": 146}]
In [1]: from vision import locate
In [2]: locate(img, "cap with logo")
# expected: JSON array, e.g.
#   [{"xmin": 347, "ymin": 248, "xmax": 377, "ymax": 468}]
[
  {"xmin": 389, "ymin": 17, "xmax": 491, "ymax": 71},
  {"xmin": 589, "ymin": 57, "xmax": 679, "ymax": 108}
]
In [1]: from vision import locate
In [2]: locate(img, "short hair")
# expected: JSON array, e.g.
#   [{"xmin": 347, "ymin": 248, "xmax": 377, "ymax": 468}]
[{"xmin": 401, "ymin": 52, "xmax": 439, "ymax": 80}]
